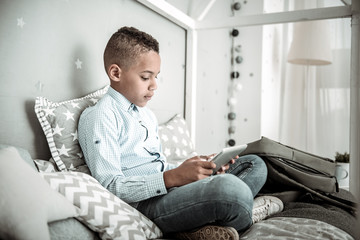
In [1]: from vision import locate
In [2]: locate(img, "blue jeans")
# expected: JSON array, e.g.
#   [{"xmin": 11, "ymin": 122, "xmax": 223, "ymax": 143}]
[{"xmin": 136, "ymin": 154, "xmax": 267, "ymax": 234}]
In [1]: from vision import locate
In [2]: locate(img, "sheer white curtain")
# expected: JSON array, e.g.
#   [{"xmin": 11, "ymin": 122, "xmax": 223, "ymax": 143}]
[{"xmin": 261, "ymin": 1, "xmax": 351, "ymax": 158}]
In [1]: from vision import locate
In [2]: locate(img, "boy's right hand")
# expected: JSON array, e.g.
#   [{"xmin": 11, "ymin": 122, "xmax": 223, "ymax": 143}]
[{"xmin": 163, "ymin": 156, "xmax": 216, "ymax": 188}]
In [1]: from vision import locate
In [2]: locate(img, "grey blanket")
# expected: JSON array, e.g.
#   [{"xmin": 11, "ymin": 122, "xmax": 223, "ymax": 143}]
[{"xmin": 270, "ymin": 189, "xmax": 358, "ymax": 239}]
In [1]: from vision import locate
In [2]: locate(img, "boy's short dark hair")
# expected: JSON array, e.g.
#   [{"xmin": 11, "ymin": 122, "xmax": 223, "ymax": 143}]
[{"xmin": 103, "ymin": 26, "xmax": 159, "ymax": 72}]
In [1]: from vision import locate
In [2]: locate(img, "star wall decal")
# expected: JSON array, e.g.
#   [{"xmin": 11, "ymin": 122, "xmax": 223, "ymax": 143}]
[
  {"xmin": 17, "ymin": 17, "xmax": 25, "ymax": 28},
  {"xmin": 75, "ymin": 58, "xmax": 82, "ymax": 69},
  {"xmin": 35, "ymin": 81, "xmax": 44, "ymax": 92}
]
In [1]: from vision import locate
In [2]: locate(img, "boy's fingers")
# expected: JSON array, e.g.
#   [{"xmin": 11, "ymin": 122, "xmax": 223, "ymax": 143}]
[{"xmin": 199, "ymin": 160, "xmax": 216, "ymax": 169}]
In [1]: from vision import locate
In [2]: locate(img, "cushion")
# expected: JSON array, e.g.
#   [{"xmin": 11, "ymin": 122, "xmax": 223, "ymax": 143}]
[
  {"xmin": 34, "ymin": 85, "xmax": 109, "ymax": 172},
  {"xmin": 0, "ymin": 147, "xmax": 79, "ymax": 240},
  {"xmin": 41, "ymin": 172, "xmax": 163, "ymax": 240},
  {"xmin": 0, "ymin": 144, "xmax": 37, "ymax": 171},
  {"xmin": 34, "ymin": 158, "xmax": 58, "ymax": 173},
  {"xmin": 49, "ymin": 217, "xmax": 100, "ymax": 240},
  {"xmin": 158, "ymin": 114, "xmax": 196, "ymax": 163}
]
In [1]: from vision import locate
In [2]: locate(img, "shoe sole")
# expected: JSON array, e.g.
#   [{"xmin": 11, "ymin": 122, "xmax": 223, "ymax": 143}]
[{"xmin": 175, "ymin": 225, "xmax": 239, "ymax": 240}]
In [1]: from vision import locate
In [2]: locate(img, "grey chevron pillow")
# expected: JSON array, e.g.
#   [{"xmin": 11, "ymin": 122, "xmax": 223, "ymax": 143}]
[{"xmin": 40, "ymin": 172, "xmax": 163, "ymax": 240}]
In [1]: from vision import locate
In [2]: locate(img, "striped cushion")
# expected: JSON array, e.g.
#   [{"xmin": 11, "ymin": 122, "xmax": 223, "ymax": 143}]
[
  {"xmin": 41, "ymin": 172, "xmax": 163, "ymax": 240},
  {"xmin": 34, "ymin": 86, "xmax": 109, "ymax": 172}
]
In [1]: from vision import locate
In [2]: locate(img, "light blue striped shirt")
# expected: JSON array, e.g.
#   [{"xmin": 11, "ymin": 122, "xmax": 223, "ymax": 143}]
[{"xmin": 78, "ymin": 87, "xmax": 175, "ymax": 206}]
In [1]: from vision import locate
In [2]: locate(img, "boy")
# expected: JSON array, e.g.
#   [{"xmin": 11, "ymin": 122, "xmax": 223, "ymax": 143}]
[{"xmin": 78, "ymin": 26, "xmax": 283, "ymax": 240}]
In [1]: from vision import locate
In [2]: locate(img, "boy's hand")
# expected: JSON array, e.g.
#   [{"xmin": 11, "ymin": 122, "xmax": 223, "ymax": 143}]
[
  {"xmin": 215, "ymin": 157, "xmax": 237, "ymax": 175},
  {"xmin": 164, "ymin": 155, "xmax": 216, "ymax": 188},
  {"xmin": 163, "ymin": 154, "xmax": 238, "ymax": 188}
]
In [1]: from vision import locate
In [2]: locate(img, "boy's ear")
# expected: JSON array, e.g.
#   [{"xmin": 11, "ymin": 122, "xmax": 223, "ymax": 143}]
[{"xmin": 108, "ymin": 64, "xmax": 121, "ymax": 82}]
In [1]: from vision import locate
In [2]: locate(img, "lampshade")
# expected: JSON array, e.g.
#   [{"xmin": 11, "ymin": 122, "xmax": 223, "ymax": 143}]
[{"xmin": 288, "ymin": 20, "xmax": 332, "ymax": 66}]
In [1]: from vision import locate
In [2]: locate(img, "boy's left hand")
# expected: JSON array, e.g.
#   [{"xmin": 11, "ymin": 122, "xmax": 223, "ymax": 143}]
[{"xmin": 215, "ymin": 156, "xmax": 237, "ymax": 175}]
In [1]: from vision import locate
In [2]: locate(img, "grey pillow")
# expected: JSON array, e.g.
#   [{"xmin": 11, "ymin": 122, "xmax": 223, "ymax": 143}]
[{"xmin": 34, "ymin": 86, "xmax": 109, "ymax": 173}]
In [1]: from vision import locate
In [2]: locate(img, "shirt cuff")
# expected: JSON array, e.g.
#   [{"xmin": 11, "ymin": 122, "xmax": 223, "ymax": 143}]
[{"xmin": 146, "ymin": 172, "xmax": 167, "ymax": 197}]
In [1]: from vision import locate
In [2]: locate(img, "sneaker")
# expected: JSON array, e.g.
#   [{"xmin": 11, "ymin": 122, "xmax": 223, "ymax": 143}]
[
  {"xmin": 252, "ymin": 196, "xmax": 284, "ymax": 224},
  {"xmin": 174, "ymin": 225, "xmax": 239, "ymax": 240}
]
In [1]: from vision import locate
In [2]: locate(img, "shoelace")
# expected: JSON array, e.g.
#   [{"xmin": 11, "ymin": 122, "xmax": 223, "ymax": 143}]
[{"xmin": 252, "ymin": 201, "xmax": 271, "ymax": 223}]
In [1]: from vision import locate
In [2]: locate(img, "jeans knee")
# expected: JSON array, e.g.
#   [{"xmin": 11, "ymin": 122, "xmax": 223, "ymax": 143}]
[
  {"xmin": 205, "ymin": 175, "xmax": 253, "ymax": 228},
  {"xmin": 209, "ymin": 174, "xmax": 253, "ymax": 211}
]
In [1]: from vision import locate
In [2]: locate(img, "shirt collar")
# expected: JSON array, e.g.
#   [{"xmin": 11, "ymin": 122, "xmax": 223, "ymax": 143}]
[{"xmin": 107, "ymin": 86, "xmax": 135, "ymax": 113}]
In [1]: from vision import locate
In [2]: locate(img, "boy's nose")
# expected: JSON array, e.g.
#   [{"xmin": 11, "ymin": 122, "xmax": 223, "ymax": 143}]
[{"xmin": 150, "ymin": 78, "xmax": 157, "ymax": 90}]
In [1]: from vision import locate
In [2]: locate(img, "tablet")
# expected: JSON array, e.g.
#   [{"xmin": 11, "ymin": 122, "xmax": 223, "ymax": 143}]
[{"xmin": 209, "ymin": 144, "xmax": 248, "ymax": 174}]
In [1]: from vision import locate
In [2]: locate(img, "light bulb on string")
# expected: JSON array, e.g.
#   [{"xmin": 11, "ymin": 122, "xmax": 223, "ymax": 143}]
[
  {"xmin": 228, "ymin": 126, "xmax": 236, "ymax": 134},
  {"xmin": 235, "ymin": 83, "xmax": 243, "ymax": 92},
  {"xmin": 228, "ymin": 97, "xmax": 237, "ymax": 106},
  {"xmin": 228, "ymin": 112, "xmax": 236, "ymax": 120}
]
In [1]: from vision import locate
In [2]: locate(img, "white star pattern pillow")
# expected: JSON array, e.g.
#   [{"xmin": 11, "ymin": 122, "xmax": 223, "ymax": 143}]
[
  {"xmin": 158, "ymin": 114, "xmax": 196, "ymax": 164},
  {"xmin": 34, "ymin": 86, "xmax": 109, "ymax": 172}
]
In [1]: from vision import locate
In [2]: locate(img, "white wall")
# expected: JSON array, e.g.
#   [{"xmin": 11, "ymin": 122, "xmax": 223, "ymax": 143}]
[
  {"xmin": 0, "ymin": 0, "xmax": 186, "ymax": 159},
  {"xmin": 194, "ymin": 0, "xmax": 263, "ymax": 154},
  {"xmin": 0, "ymin": 0, "xmax": 264, "ymax": 159}
]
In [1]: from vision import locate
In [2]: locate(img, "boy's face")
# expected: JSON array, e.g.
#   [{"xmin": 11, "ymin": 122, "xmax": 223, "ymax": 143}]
[{"xmin": 117, "ymin": 51, "xmax": 161, "ymax": 107}]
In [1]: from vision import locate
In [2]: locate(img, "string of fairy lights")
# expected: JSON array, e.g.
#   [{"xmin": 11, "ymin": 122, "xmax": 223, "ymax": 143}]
[{"xmin": 227, "ymin": 0, "xmax": 244, "ymax": 146}]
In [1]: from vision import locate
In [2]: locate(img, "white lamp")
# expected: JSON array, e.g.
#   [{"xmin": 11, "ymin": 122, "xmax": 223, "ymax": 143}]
[
  {"xmin": 288, "ymin": 20, "xmax": 332, "ymax": 66},
  {"xmin": 287, "ymin": 20, "xmax": 332, "ymax": 151}
]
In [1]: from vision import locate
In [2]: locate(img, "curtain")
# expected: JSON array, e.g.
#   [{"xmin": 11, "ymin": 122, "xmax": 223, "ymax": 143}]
[{"xmin": 261, "ymin": 1, "xmax": 351, "ymax": 159}]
